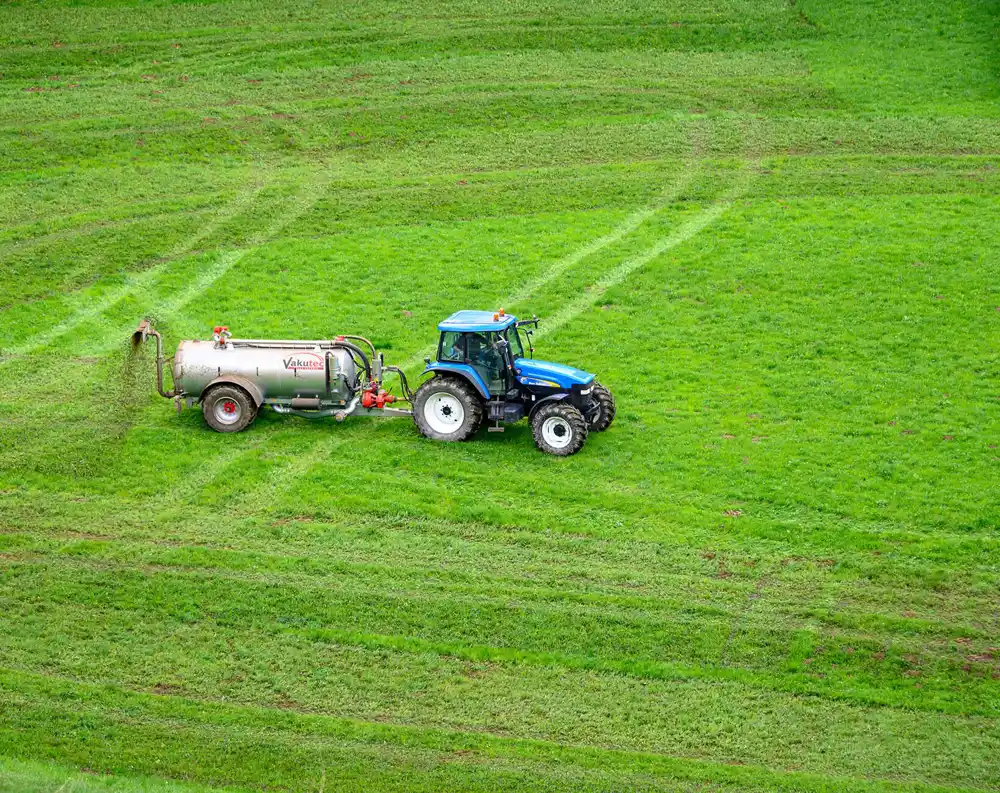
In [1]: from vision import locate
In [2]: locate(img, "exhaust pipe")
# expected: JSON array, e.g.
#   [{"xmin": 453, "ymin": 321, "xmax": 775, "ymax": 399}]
[{"xmin": 131, "ymin": 319, "xmax": 175, "ymax": 399}]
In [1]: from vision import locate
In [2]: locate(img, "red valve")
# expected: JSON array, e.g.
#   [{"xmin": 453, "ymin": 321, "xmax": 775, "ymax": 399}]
[{"xmin": 361, "ymin": 384, "xmax": 396, "ymax": 410}]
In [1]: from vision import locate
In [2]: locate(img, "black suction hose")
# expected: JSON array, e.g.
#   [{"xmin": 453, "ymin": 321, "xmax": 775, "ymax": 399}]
[
  {"xmin": 382, "ymin": 365, "xmax": 413, "ymax": 401},
  {"xmin": 327, "ymin": 341, "xmax": 371, "ymax": 390}
]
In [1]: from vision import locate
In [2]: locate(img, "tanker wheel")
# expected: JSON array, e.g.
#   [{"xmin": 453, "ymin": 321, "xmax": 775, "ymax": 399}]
[
  {"xmin": 588, "ymin": 383, "xmax": 617, "ymax": 432},
  {"xmin": 202, "ymin": 384, "xmax": 257, "ymax": 433},
  {"xmin": 531, "ymin": 402, "xmax": 588, "ymax": 456},
  {"xmin": 413, "ymin": 376, "xmax": 483, "ymax": 442}
]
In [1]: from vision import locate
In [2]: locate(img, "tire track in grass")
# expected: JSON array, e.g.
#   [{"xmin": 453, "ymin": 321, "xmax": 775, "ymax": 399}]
[
  {"xmin": 139, "ymin": 167, "xmax": 331, "ymax": 335},
  {"xmin": 0, "ymin": 539, "xmax": 950, "ymax": 659},
  {"xmin": 71, "ymin": 161, "xmax": 331, "ymax": 359},
  {"xmin": 150, "ymin": 428, "xmax": 346, "ymax": 515},
  {"xmin": 1, "ymin": 106, "xmax": 297, "ymax": 360},
  {"xmin": 2, "ymin": 163, "xmax": 326, "ymax": 400},
  {"xmin": 162, "ymin": 429, "xmax": 351, "ymax": 521},
  {"xmin": 718, "ymin": 573, "xmax": 770, "ymax": 667},
  {"xmin": 0, "ymin": 204, "xmax": 215, "ymax": 257},
  {"xmin": 262, "ymin": 431, "xmax": 350, "ymax": 489},
  {"xmin": 118, "ymin": 161, "xmax": 337, "ymax": 505},
  {"xmin": 536, "ymin": 165, "xmax": 757, "ymax": 341},
  {"xmin": 9, "ymin": 513, "xmax": 997, "ymax": 659},
  {"xmin": 0, "ymin": 163, "xmax": 332, "ymax": 482},
  {"xmin": 144, "ymin": 424, "xmax": 290, "ymax": 512},
  {"xmin": 7, "ymin": 505, "xmax": 1000, "ymax": 720},
  {"xmin": 399, "ymin": 163, "xmax": 701, "ymax": 370},
  {"xmin": 9, "ymin": 550, "xmax": 1000, "ymax": 721},
  {"xmin": 501, "ymin": 163, "xmax": 701, "ymax": 311},
  {"xmin": 4, "ymin": 178, "xmax": 271, "ymax": 360}
]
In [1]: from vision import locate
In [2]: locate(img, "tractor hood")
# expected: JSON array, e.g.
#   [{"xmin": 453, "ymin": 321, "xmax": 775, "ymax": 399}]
[{"xmin": 515, "ymin": 358, "xmax": 595, "ymax": 389}]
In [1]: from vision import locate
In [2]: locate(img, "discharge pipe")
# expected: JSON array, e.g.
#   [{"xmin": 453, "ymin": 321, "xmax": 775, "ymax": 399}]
[
  {"xmin": 339, "ymin": 335, "xmax": 377, "ymax": 361},
  {"xmin": 131, "ymin": 319, "xmax": 175, "ymax": 399}
]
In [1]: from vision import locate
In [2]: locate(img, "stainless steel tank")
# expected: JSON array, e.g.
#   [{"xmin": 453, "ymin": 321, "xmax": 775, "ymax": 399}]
[{"xmin": 173, "ymin": 338, "xmax": 360, "ymax": 406}]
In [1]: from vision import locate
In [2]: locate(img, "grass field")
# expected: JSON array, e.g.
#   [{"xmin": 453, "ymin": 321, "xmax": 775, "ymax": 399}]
[{"xmin": 1, "ymin": 0, "xmax": 1000, "ymax": 790}]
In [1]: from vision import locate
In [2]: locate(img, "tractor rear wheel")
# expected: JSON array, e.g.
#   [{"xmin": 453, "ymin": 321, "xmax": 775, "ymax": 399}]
[
  {"xmin": 589, "ymin": 383, "xmax": 616, "ymax": 432},
  {"xmin": 413, "ymin": 376, "xmax": 484, "ymax": 442},
  {"xmin": 532, "ymin": 402, "xmax": 588, "ymax": 456},
  {"xmin": 202, "ymin": 384, "xmax": 257, "ymax": 433}
]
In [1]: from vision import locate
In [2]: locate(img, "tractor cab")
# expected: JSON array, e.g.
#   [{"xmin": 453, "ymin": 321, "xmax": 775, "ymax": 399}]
[
  {"xmin": 432, "ymin": 310, "xmax": 520, "ymax": 396},
  {"xmin": 416, "ymin": 310, "xmax": 616, "ymax": 455}
]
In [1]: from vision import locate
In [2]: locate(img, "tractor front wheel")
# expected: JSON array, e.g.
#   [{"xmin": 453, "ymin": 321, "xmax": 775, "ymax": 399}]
[
  {"xmin": 588, "ymin": 382, "xmax": 616, "ymax": 432},
  {"xmin": 413, "ymin": 376, "xmax": 484, "ymax": 442},
  {"xmin": 532, "ymin": 402, "xmax": 588, "ymax": 456}
]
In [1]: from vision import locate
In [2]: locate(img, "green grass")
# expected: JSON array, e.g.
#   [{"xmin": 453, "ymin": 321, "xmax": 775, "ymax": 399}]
[{"xmin": 1, "ymin": 0, "xmax": 999, "ymax": 790}]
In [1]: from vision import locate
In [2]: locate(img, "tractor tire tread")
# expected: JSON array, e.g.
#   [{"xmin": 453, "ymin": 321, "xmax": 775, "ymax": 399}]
[
  {"xmin": 589, "ymin": 382, "xmax": 616, "ymax": 432},
  {"xmin": 413, "ymin": 375, "xmax": 484, "ymax": 442},
  {"xmin": 531, "ymin": 402, "xmax": 588, "ymax": 456}
]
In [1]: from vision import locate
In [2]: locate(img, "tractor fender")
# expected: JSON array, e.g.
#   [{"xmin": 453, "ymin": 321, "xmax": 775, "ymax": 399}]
[
  {"xmin": 201, "ymin": 374, "xmax": 265, "ymax": 406},
  {"xmin": 527, "ymin": 392, "xmax": 571, "ymax": 421},
  {"xmin": 422, "ymin": 362, "xmax": 490, "ymax": 399}
]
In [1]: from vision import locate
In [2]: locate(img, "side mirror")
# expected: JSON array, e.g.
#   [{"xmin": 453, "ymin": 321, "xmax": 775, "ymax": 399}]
[{"xmin": 525, "ymin": 329, "xmax": 535, "ymax": 358}]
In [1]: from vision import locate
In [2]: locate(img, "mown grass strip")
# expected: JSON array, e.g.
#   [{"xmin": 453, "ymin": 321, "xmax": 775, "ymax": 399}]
[
  {"xmin": 0, "ymin": 668, "xmax": 989, "ymax": 793},
  {"xmin": 0, "ymin": 756, "xmax": 251, "ymax": 793},
  {"xmin": 4, "ymin": 485, "xmax": 999, "ymax": 624},
  {"xmin": 5, "ymin": 526, "xmax": 994, "ymax": 651},
  {"xmin": 2, "ymin": 552, "xmax": 996, "ymax": 719}
]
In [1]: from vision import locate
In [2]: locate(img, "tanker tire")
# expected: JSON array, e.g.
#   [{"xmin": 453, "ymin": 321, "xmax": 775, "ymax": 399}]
[
  {"xmin": 202, "ymin": 384, "xmax": 257, "ymax": 433},
  {"xmin": 588, "ymin": 383, "xmax": 617, "ymax": 432},
  {"xmin": 532, "ymin": 402, "xmax": 588, "ymax": 456},
  {"xmin": 413, "ymin": 376, "xmax": 483, "ymax": 442}
]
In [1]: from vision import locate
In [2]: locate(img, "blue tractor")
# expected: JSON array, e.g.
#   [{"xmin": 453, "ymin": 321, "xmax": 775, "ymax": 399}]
[{"xmin": 413, "ymin": 310, "xmax": 615, "ymax": 455}]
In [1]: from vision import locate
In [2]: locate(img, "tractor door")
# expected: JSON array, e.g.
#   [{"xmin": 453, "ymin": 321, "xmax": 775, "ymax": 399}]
[{"xmin": 465, "ymin": 332, "xmax": 507, "ymax": 395}]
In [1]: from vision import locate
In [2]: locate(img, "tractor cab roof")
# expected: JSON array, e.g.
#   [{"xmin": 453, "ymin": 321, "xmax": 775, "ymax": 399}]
[{"xmin": 438, "ymin": 310, "xmax": 517, "ymax": 333}]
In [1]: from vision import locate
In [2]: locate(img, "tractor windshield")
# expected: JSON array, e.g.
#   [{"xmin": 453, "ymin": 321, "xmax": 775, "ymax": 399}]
[{"xmin": 505, "ymin": 327, "xmax": 524, "ymax": 359}]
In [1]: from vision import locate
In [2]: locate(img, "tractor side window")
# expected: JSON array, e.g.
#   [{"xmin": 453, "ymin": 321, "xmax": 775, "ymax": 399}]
[{"xmin": 439, "ymin": 332, "xmax": 465, "ymax": 362}]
